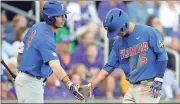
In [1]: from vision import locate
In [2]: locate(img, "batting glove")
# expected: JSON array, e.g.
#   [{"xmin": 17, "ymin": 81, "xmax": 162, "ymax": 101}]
[
  {"xmin": 149, "ymin": 79, "xmax": 162, "ymax": 98},
  {"xmin": 67, "ymin": 82, "xmax": 85, "ymax": 100},
  {"xmin": 78, "ymin": 83, "xmax": 92, "ymax": 100}
]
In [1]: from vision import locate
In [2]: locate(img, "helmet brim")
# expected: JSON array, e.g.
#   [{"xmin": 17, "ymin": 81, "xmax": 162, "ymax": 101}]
[{"xmin": 107, "ymin": 28, "xmax": 120, "ymax": 39}]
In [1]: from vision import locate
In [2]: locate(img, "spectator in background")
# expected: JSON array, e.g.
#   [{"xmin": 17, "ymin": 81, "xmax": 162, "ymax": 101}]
[
  {"xmin": 1, "ymin": 69, "xmax": 10, "ymax": 100},
  {"xmin": 14, "ymin": 27, "xmax": 28, "ymax": 41},
  {"xmin": 147, "ymin": 15, "xmax": 180, "ymax": 52},
  {"xmin": 44, "ymin": 74, "xmax": 62, "ymax": 100},
  {"xmin": 127, "ymin": 0, "xmax": 155, "ymax": 24},
  {"xmin": 3, "ymin": 57, "xmax": 18, "ymax": 100},
  {"xmin": 1, "ymin": 11, "xmax": 9, "ymax": 25},
  {"xmin": 147, "ymin": 15, "xmax": 166, "ymax": 36},
  {"xmin": 74, "ymin": 27, "xmax": 103, "ymax": 68},
  {"xmin": 6, "ymin": 57, "xmax": 17, "ymax": 100},
  {"xmin": 1, "ymin": 26, "xmax": 17, "ymax": 63},
  {"xmin": 7, "ymin": 86, "xmax": 17, "ymax": 100},
  {"xmin": 56, "ymin": 27, "xmax": 70, "ymax": 44},
  {"xmin": 55, "ymin": 27, "xmax": 76, "ymax": 53},
  {"xmin": 67, "ymin": 1, "xmax": 101, "ymax": 32},
  {"xmin": 12, "ymin": 15, "xmax": 28, "ymax": 32},
  {"xmin": 70, "ymin": 73, "xmax": 83, "ymax": 85},
  {"xmin": 97, "ymin": 1, "xmax": 127, "ymax": 21},
  {"xmin": 75, "ymin": 22, "xmax": 101, "ymax": 39},
  {"xmin": 86, "ymin": 68, "xmax": 100, "ymax": 82},
  {"xmin": 12, "ymin": 27, "xmax": 28, "ymax": 54},
  {"xmin": 3, "ymin": 58, "xmax": 17, "ymax": 100},
  {"xmin": 1, "ymin": 12, "xmax": 16, "ymax": 44},
  {"xmin": 86, "ymin": 68, "xmax": 122, "ymax": 99},
  {"xmin": 71, "ymin": 64, "xmax": 88, "ymax": 84},
  {"xmin": 159, "ymin": 1, "xmax": 180, "ymax": 36},
  {"xmin": 92, "ymin": 74, "xmax": 121, "ymax": 99},
  {"xmin": 3, "ymin": 14, "xmax": 28, "ymax": 44},
  {"xmin": 171, "ymin": 23, "xmax": 180, "ymax": 52},
  {"xmin": 109, "ymin": 68, "xmax": 124, "ymax": 99},
  {"xmin": 161, "ymin": 68, "xmax": 180, "ymax": 99},
  {"xmin": 56, "ymin": 36, "xmax": 76, "ymax": 72},
  {"xmin": 153, "ymin": 1, "xmax": 162, "ymax": 16},
  {"xmin": 83, "ymin": 43, "xmax": 103, "ymax": 70}
]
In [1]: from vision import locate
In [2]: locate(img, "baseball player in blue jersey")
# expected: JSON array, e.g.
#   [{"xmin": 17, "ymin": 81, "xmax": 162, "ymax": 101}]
[
  {"xmin": 15, "ymin": 1, "xmax": 84, "ymax": 103},
  {"xmin": 79, "ymin": 8, "xmax": 168, "ymax": 103}
]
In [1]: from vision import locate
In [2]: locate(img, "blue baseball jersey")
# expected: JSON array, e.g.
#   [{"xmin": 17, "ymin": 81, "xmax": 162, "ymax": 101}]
[
  {"xmin": 18, "ymin": 22, "xmax": 58, "ymax": 78},
  {"xmin": 103, "ymin": 24, "xmax": 168, "ymax": 83}
]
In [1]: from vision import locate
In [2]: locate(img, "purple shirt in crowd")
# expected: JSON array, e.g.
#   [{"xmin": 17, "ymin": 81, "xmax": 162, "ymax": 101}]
[
  {"xmin": 58, "ymin": 54, "xmax": 76, "ymax": 71},
  {"xmin": 97, "ymin": 1, "xmax": 127, "ymax": 21},
  {"xmin": 44, "ymin": 85, "xmax": 75, "ymax": 100},
  {"xmin": 44, "ymin": 86, "xmax": 62, "ymax": 100},
  {"xmin": 93, "ymin": 79, "xmax": 122, "ymax": 99},
  {"xmin": 171, "ymin": 31, "xmax": 180, "ymax": 41},
  {"xmin": 74, "ymin": 5, "xmax": 92, "ymax": 31},
  {"xmin": 73, "ymin": 44, "xmax": 104, "ymax": 70}
]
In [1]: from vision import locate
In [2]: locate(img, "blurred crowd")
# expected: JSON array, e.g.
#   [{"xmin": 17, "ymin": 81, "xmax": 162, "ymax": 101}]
[{"xmin": 1, "ymin": 0, "xmax": 180, "ymax": 101}]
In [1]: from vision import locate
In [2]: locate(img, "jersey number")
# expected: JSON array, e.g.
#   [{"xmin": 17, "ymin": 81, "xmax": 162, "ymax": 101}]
[
  {"xmin": 140, "ymin": 54, "xmax": 148, "ymax": 64},
  {"xmin": 26, "ymin": 30, "xmax": 36, "ymax": 48}
]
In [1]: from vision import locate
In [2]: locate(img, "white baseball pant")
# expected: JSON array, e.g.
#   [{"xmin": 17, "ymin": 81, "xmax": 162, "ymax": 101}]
[
  {"xmin": 122, "ymin": 81, "xmax": 161, "ymax": 103},
  {"xmin": 14, "ymin": 72, "xmax": 45, "ymax": 103}
]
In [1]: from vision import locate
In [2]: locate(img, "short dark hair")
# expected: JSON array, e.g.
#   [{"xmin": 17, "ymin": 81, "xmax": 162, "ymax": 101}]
[{"xmin": 146, "ymin": 15, "xmax": 156, "ymax": 27}]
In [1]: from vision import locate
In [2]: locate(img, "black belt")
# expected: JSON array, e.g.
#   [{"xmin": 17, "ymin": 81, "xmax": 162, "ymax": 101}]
[
  {"xmin": 133, "ymin": 78, "xmax": 154, "ymax": 84},
  {"xmin": 21, "ymin": 71, "xmax": 47, "ymax": 83}
]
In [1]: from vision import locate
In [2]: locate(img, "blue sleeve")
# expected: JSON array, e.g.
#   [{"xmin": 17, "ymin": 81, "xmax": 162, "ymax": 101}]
[
  {"xmin": 149, "ymin": 29, "xmax": 168, "ymax": 78},
  {"xmin": 38, "ymin": 41, "xmax": 58, "ymax": 63},
  {"xmin": 149, "ymin": 29, "xmax": 168, "ymax": 61},
  {"xmin": 156, "ymin": 60, "xmax": 168, "ymax": 78},
  {"xmin": 103, "ymin": 42, "xmax": 120, "ymax": 74}
]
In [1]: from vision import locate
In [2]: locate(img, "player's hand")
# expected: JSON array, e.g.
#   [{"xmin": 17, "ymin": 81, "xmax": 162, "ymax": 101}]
[
  {"xmin": 149, "ymin": 81, "xmax": 162, "ymax": 98},
  {"xmin": 67, "ymin": 82, "xmax": 85, "ymax": 100},
  {"xmin": 78, "ymin": 83, "xmax": 92, "ymax": 100}
]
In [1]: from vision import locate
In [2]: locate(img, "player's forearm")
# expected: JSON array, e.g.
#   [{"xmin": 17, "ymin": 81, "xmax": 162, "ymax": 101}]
[
  {"xmin": 49, "ymin": 60, "xmax": 71, "ymax": 86},
  {"xmin": 91, "ymin": 69, "xmax": 109, "ymax": 90}
]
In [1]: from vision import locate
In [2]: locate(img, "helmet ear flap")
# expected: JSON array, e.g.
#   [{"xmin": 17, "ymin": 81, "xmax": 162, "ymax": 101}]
[
  {"xmin": 50, "ymin": 16, "xmax": 56, "ymax": 25},
  {"xmin": 121, "ymin": 23, "xmax": 129, "ymax": 32},
  {"xmin": 43, "ymin": 12, "xmax": 56, "ymax": 25}
]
